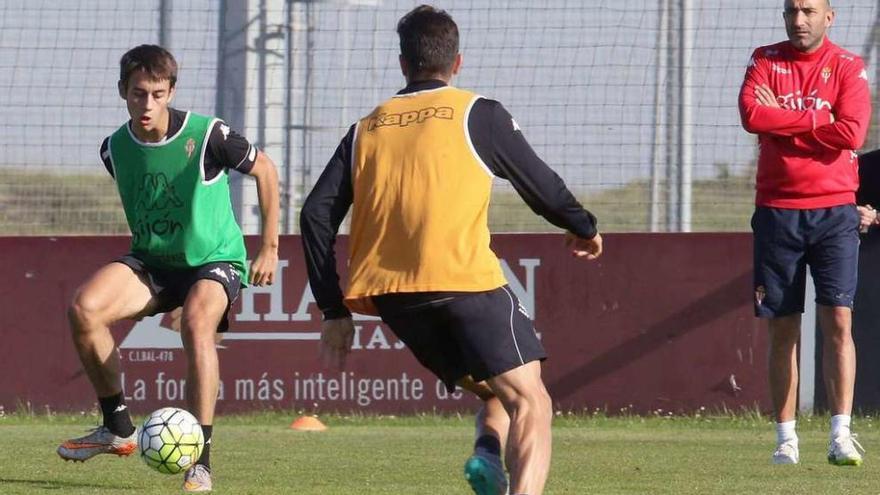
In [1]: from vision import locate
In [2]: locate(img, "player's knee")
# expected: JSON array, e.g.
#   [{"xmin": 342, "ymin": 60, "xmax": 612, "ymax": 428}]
[
  {"xmin": 769, "ymin": 322, "xmax": 800, "ymax": 348},
  {"xmin": 180, "ymin": 311, "xmax": 216, "ymax": 342},
  {"xmin": 823, "ymin": 324, "xmax": 853, "ymax": 347},
  {"xmin": 769, "ymin": 333, "xmax": 799, "ymax": 353},
  {"xmin": 534, "ymin": 385, "xmax": 553, "ymax": 421},
  {"xmin": 509, "ymin": 384, "xmax": 552, "ymax": 422},
  {"xmin": 67, "ymin": 292, "xmax": 107, "ymax": 331},
  {"xmin": 824, "ymin": 309, "xmax": 852, "ymax": 336}
]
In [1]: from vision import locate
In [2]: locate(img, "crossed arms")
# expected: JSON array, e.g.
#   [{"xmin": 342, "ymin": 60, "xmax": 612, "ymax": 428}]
[{"xmin": 738, "ymin": 49, "xmax": 870, "ymax": 152}]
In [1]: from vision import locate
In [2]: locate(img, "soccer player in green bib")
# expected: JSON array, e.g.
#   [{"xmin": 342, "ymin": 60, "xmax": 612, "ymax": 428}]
[{"xmin": 56, "ymin": 45, "xmax": 280, "ymax": 492}]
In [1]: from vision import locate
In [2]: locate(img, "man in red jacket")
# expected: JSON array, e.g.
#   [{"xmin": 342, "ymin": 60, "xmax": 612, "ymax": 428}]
[{"xmin": 739, "ymin": 0, "xmax": 870, "ymax": 466}]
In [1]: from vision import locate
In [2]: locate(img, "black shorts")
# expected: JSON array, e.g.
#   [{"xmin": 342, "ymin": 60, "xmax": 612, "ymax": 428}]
[
  {"xmin": 752, "ymin": 205, "xmax": 860, "ymax": 318},
  {"xmin": 373, "ymin": 285, "xmax": 547, "ymax": 392},
  {"xmin": 115, "ymin": 255, "xmax": 242, "ymax": 332}
]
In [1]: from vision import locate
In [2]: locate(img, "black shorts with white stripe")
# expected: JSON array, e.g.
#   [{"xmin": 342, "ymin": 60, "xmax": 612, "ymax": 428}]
[
  {"xmin": 115, "ymin": 254, "xmax": 242, "ymax": 332},
  {"xmin": 373, "ymin": 285, "xmax": 547, "ymax": 392}
]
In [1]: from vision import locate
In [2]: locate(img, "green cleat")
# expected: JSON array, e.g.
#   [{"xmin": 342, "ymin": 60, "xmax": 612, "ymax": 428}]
[{"xmin": 464, "ymin": 454, "xmax": 508, "ymax": 495}]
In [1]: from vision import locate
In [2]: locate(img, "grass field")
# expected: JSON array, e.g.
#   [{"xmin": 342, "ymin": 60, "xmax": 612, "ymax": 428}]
[
  {"xmin": 0, "ymin": 168, "xmax": 756, "ymax": 235},
  {"xmin": 1, "ymin": 412, "xmax": 877, "ymax": 494}
]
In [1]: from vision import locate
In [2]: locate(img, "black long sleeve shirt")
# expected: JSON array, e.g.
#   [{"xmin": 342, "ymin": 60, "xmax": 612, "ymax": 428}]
[
  {"xmin": 300, "ymin": 80, "xmax": 598, "ymax": 319},
  {"xmin": 858, "ymin": 149, "xmax": 880, "ymax": 206}
]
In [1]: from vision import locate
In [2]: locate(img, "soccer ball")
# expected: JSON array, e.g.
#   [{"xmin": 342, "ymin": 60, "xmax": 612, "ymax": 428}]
[{"xmin": 138, "ymin": 407, "xmax": 205, "ymax": 475}]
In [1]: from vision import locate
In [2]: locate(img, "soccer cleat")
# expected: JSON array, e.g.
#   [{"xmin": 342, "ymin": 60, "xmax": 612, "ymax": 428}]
[
  {"xmin": 57, "ymin": 426, "xmax": 137, "ymax": 462},
  {"xmin": 828, "ymin": 434, "xmax": 864, "ymax": 466},
  {"xmin": 464, "ymin": 453, "xmax": 508, "ymax": 495},
  {"xmin": 183, "ymin": 464, "xmax": 213, "ymax": 492},
  {"xmin": 771, "ymin": 441, "xmax": 799, "ymax": 465}
]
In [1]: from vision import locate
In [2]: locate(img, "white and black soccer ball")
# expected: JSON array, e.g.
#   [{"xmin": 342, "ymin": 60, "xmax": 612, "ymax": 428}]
[{"xmin": 137, "ymin": 407, "xmax": 205, "ymax": 475}]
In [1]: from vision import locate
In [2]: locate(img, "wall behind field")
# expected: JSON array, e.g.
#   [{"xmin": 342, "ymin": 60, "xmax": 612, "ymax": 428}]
[{"xmin": 0, "ymin": 233, "xmax": 769, "ymax": 415}]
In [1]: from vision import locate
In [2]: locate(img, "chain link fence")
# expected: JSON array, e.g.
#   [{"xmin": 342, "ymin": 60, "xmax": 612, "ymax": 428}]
[{"xmin": 2, "ymin": 0, "xmax": 879, "ymax": 235}]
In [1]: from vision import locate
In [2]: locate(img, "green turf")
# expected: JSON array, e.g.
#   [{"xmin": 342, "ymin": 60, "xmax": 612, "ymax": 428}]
[
  {"xmin": 488, "ymin": 171, "xmax": 755, "ymax": 233},
  {"xmin": 1, "ymin": 412, "xmax": 878, "ymax": 494},
  {"xmin": 0, "ymin": 171, "xmax": 128, "ymax": 236},
  {"xmin": 0, "ymin": 169, "xmax": 756, "ymax": 235}
]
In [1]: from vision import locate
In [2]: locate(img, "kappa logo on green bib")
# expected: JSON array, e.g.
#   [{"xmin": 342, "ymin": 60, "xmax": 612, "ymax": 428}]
[{"xmin": 135, "ymin": 173, "xmax": 184, "ymax": 212}]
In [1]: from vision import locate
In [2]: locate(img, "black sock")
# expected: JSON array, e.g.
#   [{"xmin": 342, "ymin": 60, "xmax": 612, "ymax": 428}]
[
  {"xmin": 197, "ymin": 425, "xmax": 213, "ymax": 470},
  {"xmin": 474, "ymin": 434, "xmax": 501, "ymax": 457},
  {"xmin": 98, "ymin": 393, "xmax": 135, "ymax": 437}
]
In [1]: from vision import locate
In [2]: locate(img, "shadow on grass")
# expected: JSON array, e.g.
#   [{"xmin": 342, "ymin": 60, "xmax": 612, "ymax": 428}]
[{"xmin": 0, "ymin": 477, "xmax": 138, "ymax": 490}]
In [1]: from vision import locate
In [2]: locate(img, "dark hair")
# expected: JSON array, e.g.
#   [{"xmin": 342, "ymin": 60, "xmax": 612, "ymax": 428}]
[
  {"xmin": 119, "ymin": 45, "xmax": 178, "ymax": 91},
  {"xmin": 397, "ymin": 5, "xmax": 459, "ymax": 80}
]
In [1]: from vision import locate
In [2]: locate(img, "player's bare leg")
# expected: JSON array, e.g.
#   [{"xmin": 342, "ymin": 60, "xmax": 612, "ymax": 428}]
[
  {"xmin": 180, "ymin": 279, "xmax": 227, "ymax": 491},
  {"xmin": 59, "ymin": 263, "xmax": 156, "ymax": 461},
  {"xmin": 768, "ymin": 315, "xmax": 800, "ymax": 423},
  {"xmin": 459, "ymin": 377, "xmax": 510, "ymax": 448},
  {"xmin": 487, "ymin": 360, "xmax": 552, "ymax": 495},
  {"xmin": 476, "ymin": 398, "xmax": 510, "ymax": 448},
  {"xmin": 459, "ymin": 377, "xmax": 510, "ymax": 495},
  {"xmin": 818, "ymin": 305, "xmax": 855, "ymax": 417},
  {"xmin": 768, "ymin": 315, "xmax": 800, "ymax": 464},
  {"xmin": 818, "ymin": 305, "xmax": 863, "ymax": 465},
  {"xmin": 68, "ymin": 263, "xmax": 156, "ymax": 396},
  {"xmin": 181, "ymin": 279, "xmax": 225, "ymax": 427}
]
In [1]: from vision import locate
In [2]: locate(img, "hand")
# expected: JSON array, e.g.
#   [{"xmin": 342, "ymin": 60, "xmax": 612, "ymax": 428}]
[
  {"xmin": 249, "ymin": 245, "xmax": 279, "ymax": 286},
  {"xmin": 565, "ymin": 232, "xmax": 603, "ymax": 260},
  {"xmin": 858, "ymin": 205, "xmax": 877, "ymax": 233},
  {"xmin": 755, "ymin": 84, "xmax": 780, "ymax": 108},
  {"xmin": 320, "ymin": 317, "xmax": 355, "ymax": 370}
]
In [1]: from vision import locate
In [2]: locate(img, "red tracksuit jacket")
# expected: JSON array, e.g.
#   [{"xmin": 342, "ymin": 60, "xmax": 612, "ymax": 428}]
[{"xmin": 739, "ymin": 38, "xmax": 871, "ymax": 209}]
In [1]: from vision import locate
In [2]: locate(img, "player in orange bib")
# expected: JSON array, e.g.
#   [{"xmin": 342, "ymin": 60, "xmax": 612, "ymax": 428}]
[{"xmin": 300, "ymin": 6, "xmax": 601, "ymax": 495}]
